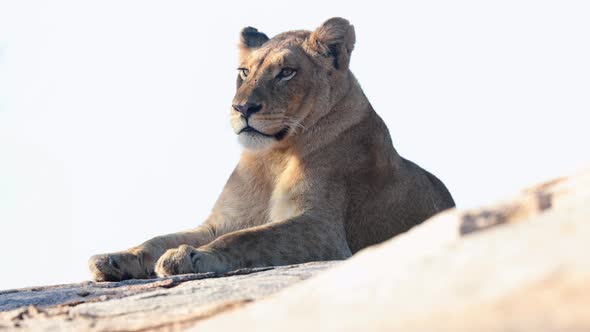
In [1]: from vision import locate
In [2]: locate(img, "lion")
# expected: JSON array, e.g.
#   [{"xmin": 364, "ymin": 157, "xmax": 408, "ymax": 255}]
[{"xmin": 88, "ymin": 17, "xmax": 455, "ymax": 281}]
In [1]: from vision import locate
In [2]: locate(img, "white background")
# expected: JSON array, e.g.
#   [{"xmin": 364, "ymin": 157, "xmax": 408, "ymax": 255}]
[{"xmin": 0, "ymin": 1, "xmax": 588, "ymax": 290}]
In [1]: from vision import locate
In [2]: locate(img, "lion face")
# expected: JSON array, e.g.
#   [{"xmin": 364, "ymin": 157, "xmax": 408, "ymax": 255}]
[{"xmin": 230, "ymin": 19, "xmax": 356, "ymax": 151}]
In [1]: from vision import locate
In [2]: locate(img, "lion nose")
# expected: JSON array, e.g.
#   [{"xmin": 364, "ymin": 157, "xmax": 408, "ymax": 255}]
[{"xmin": 232, "ymin": 103, "xmax": 262, "ymax": 119}]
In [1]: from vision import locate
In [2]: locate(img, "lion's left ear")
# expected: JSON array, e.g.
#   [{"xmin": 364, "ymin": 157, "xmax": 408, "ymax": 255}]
[
  {"xmin": 305, "ymin": 17, "xmax": 356, "ymax": 70},
  {"xmin": 239, "ymin": 27, "xmax": 269, "ymax": 57}
]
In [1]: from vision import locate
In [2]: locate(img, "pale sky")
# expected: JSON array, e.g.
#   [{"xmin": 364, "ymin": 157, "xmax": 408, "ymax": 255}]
[{"xmin": 0, "ymin": 1, "xmax": 589, "ymax": 290}]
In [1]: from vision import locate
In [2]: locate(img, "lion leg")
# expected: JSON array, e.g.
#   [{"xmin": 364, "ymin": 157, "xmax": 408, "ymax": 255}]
[
  {"xmin": 155, "ymin": 215, "xmax": 351, "ymax": 277},
  {"xmin": 89, "ymin": 224, "xmax": 216, "ymax": 281}
]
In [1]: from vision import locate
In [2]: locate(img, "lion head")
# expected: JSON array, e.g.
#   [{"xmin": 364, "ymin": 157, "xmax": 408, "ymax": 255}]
[{"xmin": 230, "ymin": 18, "xmax": 356, "ymax": 151}]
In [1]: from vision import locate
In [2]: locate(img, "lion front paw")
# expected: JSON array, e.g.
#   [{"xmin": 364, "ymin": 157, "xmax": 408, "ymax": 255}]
[
  {"xmin": 88, "ymin": 251, "xmax": 152, "ymax": 282},
  {"xmin": 154, "ymin": 245, "xmax": 228, "ymax": 277}
]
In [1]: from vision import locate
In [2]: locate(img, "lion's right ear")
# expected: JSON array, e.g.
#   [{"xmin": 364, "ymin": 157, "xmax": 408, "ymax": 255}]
[
  {"xmin": 305, "ymin": 17, "xmax": 356, "ymax": 71},
  {"xmin": 239, "ymin": 27, "xmax": 269, "ymax": 57}
]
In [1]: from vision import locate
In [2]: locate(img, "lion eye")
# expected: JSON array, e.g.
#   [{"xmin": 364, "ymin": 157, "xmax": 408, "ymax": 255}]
[
  {"xmin": 277, "ymin": 68, "xmax": 296, "ymax": 81},
  {"xmin": 238, "ymin": 68, "xmax": 249, "ymax": 80}
]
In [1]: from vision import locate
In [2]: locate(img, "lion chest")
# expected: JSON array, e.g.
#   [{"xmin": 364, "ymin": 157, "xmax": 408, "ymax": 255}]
[{"xmin": 268, "ymin": 157, "xmax": 306, "ymax": 222}]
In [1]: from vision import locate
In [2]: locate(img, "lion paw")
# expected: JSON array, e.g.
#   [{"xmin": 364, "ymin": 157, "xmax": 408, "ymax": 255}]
[
  {"xmin": 154, "ymin": 245, "xmax": 228, "ymax": 277},
  {"xmin": 88, "ymin": 251, "xmax": 152, "ymax": 282}
]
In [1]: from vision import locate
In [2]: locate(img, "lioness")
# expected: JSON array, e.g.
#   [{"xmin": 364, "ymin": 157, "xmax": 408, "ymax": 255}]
[{"xmin": 89, "ymin": 17, "xmax": 455, "ymax": 281}]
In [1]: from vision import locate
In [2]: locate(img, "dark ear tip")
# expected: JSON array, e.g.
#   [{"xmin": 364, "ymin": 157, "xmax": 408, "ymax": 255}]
[
  {"xmin": 241, "ymin": 26, "xmax": 260, "ymax": 35},
  {"xmin": 240, "ymin": 26, "xmax": 270, "ymax": 48}
]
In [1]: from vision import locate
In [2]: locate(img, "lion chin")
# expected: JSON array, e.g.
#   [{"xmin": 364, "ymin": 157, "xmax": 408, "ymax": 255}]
[
  {"xmin": 238, "ymin": 131, "xmax": 276, "ymax": 150},
  {"xmin": 236, "ymin": 126, "xmax": 290, "ymax": 151}
]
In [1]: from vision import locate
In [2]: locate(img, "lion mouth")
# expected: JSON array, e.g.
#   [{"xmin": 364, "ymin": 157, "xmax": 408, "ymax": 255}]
[{"xmin": 239, "ymin": 126, "xmax": 289, "ymax": 140}]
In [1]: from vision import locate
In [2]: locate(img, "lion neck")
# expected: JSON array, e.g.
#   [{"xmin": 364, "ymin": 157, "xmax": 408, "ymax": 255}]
[{"xmin": 292, "ymin": 71, "xmax": 371, "ymax": 156}]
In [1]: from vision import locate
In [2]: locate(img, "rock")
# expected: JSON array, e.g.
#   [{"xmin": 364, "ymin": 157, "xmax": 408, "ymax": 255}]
[
  {"xmin": 1, "ymin": 168, "xmax": 589, "ymax": 331},
  {"xmin": 0, "ymin": 263, "xmax": 337, "ymax": 331}
]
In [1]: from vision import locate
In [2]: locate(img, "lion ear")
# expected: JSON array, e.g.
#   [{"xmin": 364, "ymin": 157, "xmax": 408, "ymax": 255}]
[
  {"xmin": 306, "ymin": 17, "xmax": 356, "ymax": 70},
  {"xmin": 239, "ymin": 27, "xmax": 269, "ymax": 57}
]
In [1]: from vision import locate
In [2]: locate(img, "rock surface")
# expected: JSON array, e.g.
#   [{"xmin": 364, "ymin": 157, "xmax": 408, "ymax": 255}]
[
  {"xmin": 1, "ymin": 168, "xmax": 589, "ymax": 331},
  {"xmin": 0, "ymin": 263, "xmax": 337, "ymax": 331}
]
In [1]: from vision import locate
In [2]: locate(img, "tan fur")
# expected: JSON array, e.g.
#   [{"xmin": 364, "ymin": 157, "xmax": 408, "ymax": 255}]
[{"xmin": 88, "ymin": 18, "xmax": 455, "ymax": 281}]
